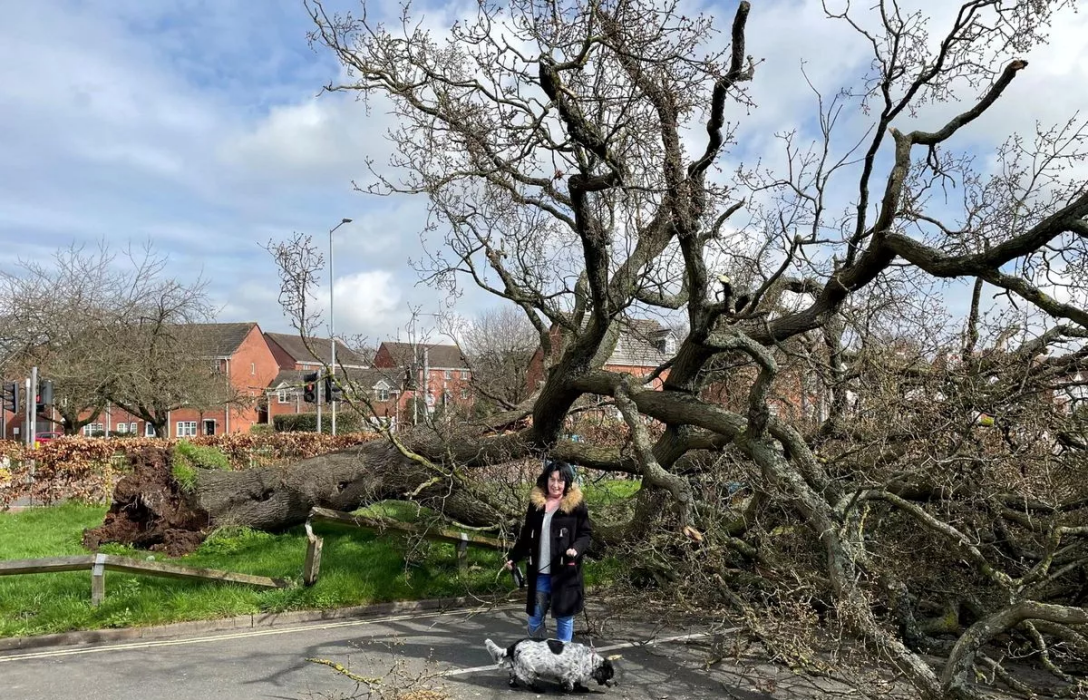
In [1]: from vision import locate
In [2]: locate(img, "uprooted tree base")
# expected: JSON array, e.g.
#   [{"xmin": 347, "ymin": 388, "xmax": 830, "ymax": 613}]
[{"xmin": 82, "ymin": 446, "xmax": 209, "ymax": 557}]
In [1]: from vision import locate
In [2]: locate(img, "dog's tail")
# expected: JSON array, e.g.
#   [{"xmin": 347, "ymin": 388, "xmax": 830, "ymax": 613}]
[{"xmin": 485, "ymin": 638, "xmax": 509, "ymax": 666}]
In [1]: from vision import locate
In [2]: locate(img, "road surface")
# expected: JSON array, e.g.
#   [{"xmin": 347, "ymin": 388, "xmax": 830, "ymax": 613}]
[{"xmin": 0, "ymin": 603, "xmax": 836, "ymax": 700}]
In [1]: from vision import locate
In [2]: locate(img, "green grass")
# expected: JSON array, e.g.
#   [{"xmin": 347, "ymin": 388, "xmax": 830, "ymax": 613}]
[
  {"xmin": 171, "ymin": 441, "xmax": 231, "ymax": 492},
  {"xmin": 0, "ymin": 498, "xmax": 626, "ymax": 639},
  {"xmin": 581, "ymin": 477, "xmax": 641, "ymax": 503}
]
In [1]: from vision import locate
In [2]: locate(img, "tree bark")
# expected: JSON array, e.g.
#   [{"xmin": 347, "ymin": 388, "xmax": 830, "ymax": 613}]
[{"xmin": 941, "ymin": 601, "xmax": 1088, "ymax": 698}]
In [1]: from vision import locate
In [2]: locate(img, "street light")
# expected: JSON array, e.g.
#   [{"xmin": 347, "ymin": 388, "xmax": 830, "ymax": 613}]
[{"xmin": 329, "ymin": 217, "xmax": 352, "ymax": 436}]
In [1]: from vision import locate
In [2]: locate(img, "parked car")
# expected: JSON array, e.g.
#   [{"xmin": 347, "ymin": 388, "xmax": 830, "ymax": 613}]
[{"xmin": 35, "ymin": 431, "xmax": 63, "ymax": 443}]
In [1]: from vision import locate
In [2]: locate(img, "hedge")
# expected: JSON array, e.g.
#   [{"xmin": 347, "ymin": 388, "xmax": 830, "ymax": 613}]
[
  {"xmin": 0, "ymin": 432, "xmax": 380, "ymax": 508},
  {"xmin": 273, "ymin": 412, "xmax": 366, "ymax": 433}
]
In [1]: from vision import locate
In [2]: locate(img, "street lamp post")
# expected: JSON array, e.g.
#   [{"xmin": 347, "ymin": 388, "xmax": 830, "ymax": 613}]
[{"xmin": 329, "ymin": 217, "xmax": 352, "ymax": 436}]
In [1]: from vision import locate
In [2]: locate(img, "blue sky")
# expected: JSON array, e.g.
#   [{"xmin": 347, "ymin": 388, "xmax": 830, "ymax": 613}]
[{"xmin": 1, "ymin": 0, "xmax": 1085, "ymax": 346}]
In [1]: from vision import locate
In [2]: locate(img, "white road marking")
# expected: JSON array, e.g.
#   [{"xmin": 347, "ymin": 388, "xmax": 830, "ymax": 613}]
[
  {"xmin": 0, "ymin": 608, "xmax": 490, "ymax": 663},
  {"xmin": 437, "ymin": 630, "xmax": 736, "ymax": 678}
]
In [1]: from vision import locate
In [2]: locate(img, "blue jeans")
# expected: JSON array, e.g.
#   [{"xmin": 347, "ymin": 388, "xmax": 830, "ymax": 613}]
[{"xmin": 528, "ymin": 573, "xmax": 574, "ymax": 642}]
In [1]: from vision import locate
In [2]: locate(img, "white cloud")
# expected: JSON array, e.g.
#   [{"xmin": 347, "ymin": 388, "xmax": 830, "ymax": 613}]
[
  {"xmin": 330, "ymin": 270, "xmax": 403, "ymax": 338},
  {"xmin": 220, "ymin": 96, "xmax": 389, "ymax": 184}
]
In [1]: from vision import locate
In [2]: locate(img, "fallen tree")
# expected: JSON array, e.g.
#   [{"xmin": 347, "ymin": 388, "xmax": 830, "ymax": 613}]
[
  {"xmin": 82, "ymin": 429, "xmax": 530, "ymax": 554},
  {"xmin": 87, "ymin": 0, "xmax": 1088, "ymax": 696}
]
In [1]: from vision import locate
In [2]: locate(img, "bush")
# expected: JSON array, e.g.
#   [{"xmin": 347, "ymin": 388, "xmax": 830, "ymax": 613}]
[
  {"xmin": 173, "ymin": 440, "xmax": 231, "ymax": 471},
  {"xmin": 172, "ymin": 460, "xmax": 198, "ymax": 492},
  {"xmin": 0, "ymin": 432, "xmax": 381, "ymax": 508},
  {"xmin": 249, "ymin": 424, "xmax": 273, "ymax": 435},
  {"xmin": 273, "ymin": 412, "xmax": 364, "ymax": 433}
]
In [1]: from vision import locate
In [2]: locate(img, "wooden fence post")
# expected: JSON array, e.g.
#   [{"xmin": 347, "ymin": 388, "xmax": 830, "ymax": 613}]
[
  {"xmin": 91, "ymin": 553, "xmax": 106, "ymax": 607},
  {"xmin": 457, "ymin": 532, "xmax": 469, "ymax": 571},
  {"xmin": 304, "ymin": 520, "xmax": 323, "ymax": 587}
]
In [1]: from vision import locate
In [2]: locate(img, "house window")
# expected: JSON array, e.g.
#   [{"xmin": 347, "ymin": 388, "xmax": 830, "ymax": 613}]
[
  {"xmin": 460, "ymin": 388, "xmax": 469, "ymax": 400},
  {"xmin": 82, "ymin": 423, "xmax": 104, "ymax": 437},
  {"xmin": 115, "ymin": 423, "xmax": 128, "ymax": 434},
  {"xmin": 460, "ymin": 370, "xmax": 470, "ymax": 380},
  {"xmin": 376, "ymin": 388, "xmax": 390, "ymax": 402},
  {"xmin": 145, "ymin": 422, "xmax": 156, "ymax": 437},
  {"xmin": 444, "ymin": 370, "xmax": 452, "ymax": 380},
  {"xmin": 443, "ymin": 390, "xmax": 451, "ymax": 405},
  {"xmin": 277, "ymin": 389, "xmax": 292, "ymax": 404},
  {"xmin": 177, "ymin": 421, "xmax": 198, "ymax": 437},
  {"xmin": 203, "ymin": 419, "xmax": 216, "ymax": 436}
]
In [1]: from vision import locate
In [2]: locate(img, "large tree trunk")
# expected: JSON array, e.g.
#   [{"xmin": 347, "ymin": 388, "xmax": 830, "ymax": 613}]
[{"xmin": 82, "ymin": 441, "xmax": 514, "ymax": 556}]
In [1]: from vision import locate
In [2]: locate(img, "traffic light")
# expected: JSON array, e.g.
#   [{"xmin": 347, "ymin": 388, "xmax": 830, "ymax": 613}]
[
  {"xmin": 302, "ymin": 372, "xmax": 319, "ymax": 403},
  {"xmin": 35, "ymin": 379, "xmax": 54, "ymax": 412},
  {"xmin": 325, "ymin": 374, "xmax": 343, "ymax": 403},
  {"xmin": 2, "ymin": 382, "xmax": 18, "ymax": 414}
]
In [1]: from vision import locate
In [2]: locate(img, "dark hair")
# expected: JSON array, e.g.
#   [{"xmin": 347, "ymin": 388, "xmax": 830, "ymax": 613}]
[{"xmin": 536, "ymin": 459, "xmax": 574, "ymax": 495}]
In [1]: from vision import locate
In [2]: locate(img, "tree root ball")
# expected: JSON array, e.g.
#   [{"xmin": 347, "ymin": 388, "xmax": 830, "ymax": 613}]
[{"xmin": 82, "ymin": 446, "xmax": 210, "ymax": 557}]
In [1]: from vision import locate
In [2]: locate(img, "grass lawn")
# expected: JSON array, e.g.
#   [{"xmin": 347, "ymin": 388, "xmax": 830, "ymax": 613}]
[{"xmin": 0, "ymin": 492, "xmax": 630, "ymax": 638}]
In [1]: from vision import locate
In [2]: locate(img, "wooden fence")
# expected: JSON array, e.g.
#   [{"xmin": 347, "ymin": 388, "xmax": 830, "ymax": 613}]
[
  {"xmin": 0, "ymin": 554, "xmax": 289, "ymax": 606},
  {"xmin": 0, "ymin": 506, "xmax": 508, "ymax": 605},
  {"xmin": 303, "ymin": 506, "xmax": 506, "ymax": 586}
]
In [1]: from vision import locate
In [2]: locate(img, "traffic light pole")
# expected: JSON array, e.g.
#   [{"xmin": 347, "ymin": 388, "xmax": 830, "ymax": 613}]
[
  {"xmin": 24, "ymin": 378, "xmax": 31, "ymax": 447},
  {"xmin": 29, "ymin": 366, "xmax": 37, "ymax": 447}
]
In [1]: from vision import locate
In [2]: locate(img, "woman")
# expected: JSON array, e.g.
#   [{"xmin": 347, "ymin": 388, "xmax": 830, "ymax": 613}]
[{"xmin": 505, "ymin": 459, "xmax": 593, "ymax": 642}]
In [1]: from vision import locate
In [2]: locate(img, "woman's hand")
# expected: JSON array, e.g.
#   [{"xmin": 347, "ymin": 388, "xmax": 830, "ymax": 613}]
[
  {"xmin": 565, "ymin": 548, "xmax": 577, "ymax": 558},
  {"xmin": 504, "ymin": 559, "xmax": 514, "ymax": 571}
]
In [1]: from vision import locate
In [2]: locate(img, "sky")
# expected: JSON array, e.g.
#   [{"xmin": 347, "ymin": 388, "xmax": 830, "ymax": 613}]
[{"xmin": 1, "ymin": 0, "xmax": 1085, "ymax": 347}]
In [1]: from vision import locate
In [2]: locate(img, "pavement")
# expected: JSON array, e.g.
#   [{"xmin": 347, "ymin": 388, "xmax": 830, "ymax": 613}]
[{"xmin": 0, "ymin": 601, "xmax": 854, "ymax": 700}]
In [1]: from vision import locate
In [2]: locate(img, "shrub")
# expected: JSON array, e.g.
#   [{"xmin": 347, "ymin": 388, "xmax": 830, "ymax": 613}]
[
  {"xmin": 173, "ymin": 440, "xmax": 231, "ymax": 471},
  {"xmin": 0, "ymin": 432, "xmax": 381, "ymax": 508},
  {"xmin": 172, "ymin": 460, "xmax": 198, "ymax": 492},
  {"xmin": 273, "ymin": 412, "xmax": 364, "ymax": 433}
]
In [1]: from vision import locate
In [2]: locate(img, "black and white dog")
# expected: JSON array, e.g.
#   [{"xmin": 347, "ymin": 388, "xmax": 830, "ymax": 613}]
[{"xmin": 485, "ymin": 638, "xmax": 616, "ymax": 692}]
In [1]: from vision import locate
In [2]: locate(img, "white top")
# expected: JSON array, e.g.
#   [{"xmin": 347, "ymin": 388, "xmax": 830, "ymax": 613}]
[{"xmin": 538, "ymin": 508, "xmax": 556, "ymax": 574}]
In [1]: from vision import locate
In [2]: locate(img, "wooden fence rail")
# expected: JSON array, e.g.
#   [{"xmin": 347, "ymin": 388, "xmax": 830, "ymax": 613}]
[
  {"xmin": 303, "ymin": 507, "xmax": 507, "ymax": 586},
  {"xmin": 0, "ymin": 554, "xmax": 289, "ymax": 606}
]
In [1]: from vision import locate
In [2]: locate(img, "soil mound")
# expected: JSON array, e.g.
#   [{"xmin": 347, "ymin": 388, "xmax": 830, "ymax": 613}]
[{"xmin": 82, "ymin": 445, "xmax": 210, "ymax": 556}]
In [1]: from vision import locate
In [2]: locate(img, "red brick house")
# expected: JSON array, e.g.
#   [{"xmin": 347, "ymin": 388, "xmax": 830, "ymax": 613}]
[
  {"xmin": 525, "ymin": 318, "xmax": 678, "ymax": 393},
  {"xmin": 263, "ymin": 332, "xmax": 369, "ymax": 373},
  {"xmin": 263, "ymin": 332, "xmax": 378, "ymax": 426},
  {"xmin": 129, "ymin": 322, "xmax": 280, "ymax": 436},
  {"xmin": 266, "ymin": 366, "xmax": 408, "ymax": 429},
  {"xmin": 372, "ymin": 341, "xmax": 474, "ymax": 419},
  {"xmin": 3, "ymin": 322, "xmax": 282, "ymax": 439}
]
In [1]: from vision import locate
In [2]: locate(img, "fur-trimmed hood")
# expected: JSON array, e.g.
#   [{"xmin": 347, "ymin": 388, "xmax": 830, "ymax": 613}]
[{"xmin": 529, "ymin": 483, "xmax": 584, "ymax": 513}]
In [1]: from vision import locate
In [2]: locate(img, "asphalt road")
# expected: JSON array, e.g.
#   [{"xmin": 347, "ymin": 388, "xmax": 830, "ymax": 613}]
[{"xmin": 0, "ymin": 604, "xmax": 803, "ymax": 700}]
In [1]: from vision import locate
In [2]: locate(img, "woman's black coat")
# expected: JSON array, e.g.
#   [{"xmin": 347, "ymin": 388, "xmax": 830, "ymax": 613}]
[{"xmin": 506, "ymin": 484, "xmax": 593, "ymax": 618}]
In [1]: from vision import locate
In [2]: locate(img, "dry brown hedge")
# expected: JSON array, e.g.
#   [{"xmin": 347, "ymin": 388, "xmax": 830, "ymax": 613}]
[{"xmin": 0, "ymin": 432, "xmax": 380, "ymax": 508}]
